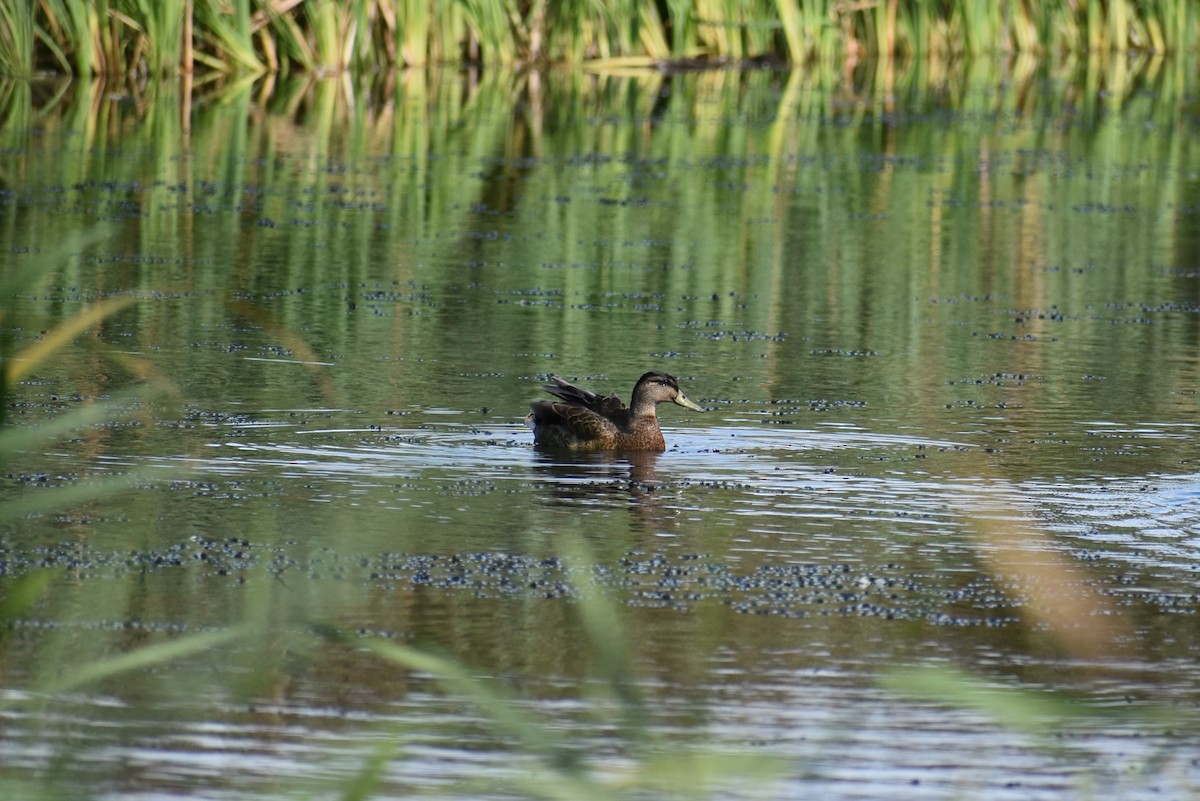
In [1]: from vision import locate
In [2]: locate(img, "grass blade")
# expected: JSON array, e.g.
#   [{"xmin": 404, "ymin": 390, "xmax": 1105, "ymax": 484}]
[
  {"xmin": 0, "ymin": 572, "xmax": 54, "ymax": 632},
  {"xmin": 0, "ymin": 0, "xmax": 34, "ymax": 77},
  {"xmin": 39, "ymin": 627, "xmax": 246, "ymax": 693},
  {"xmin": 3, "ymin": 296, "xmax": 136, "ymax": 385},
  {"xmin": 356, "ymin": 636, "xmax": 585, "ymax": 776}
]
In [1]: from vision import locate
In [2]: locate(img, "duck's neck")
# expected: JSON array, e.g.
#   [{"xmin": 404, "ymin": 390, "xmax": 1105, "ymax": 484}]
[{"xmin": 629, "ymin": 396, "xmax": 659, "ymax": 420}]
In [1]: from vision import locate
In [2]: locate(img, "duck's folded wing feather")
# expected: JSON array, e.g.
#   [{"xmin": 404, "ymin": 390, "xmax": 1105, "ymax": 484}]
[
  {"xmin": 530, "ymin": 400, "xmax": 619, "ymax": 442},
  {"xmin": 541, "ymin": 376, "xmax": 628, "ymax": 416}
]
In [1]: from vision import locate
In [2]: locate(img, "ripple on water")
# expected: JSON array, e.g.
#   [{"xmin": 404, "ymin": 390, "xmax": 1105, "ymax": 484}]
[
  {"xmin": 6, "ymin": 420, "xmax": 1200, "ymax": 801},
  {"xmin": 2, "ymin": 675, "xmax": 1194, "ymax": 801},
  {"xmin": 77, "ymin": 421, "xmax": 1200, "ymax": 577},
  {"xmin": 1025, "ymin": 472, "xmax": 1200, "ymax": 572}
]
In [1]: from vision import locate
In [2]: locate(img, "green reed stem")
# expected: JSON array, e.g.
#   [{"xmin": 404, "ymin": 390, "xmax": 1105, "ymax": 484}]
[
  {"xmin": 0, "ymin": 0, "xmax": 34, "ymax": 77},
  {"xmin": 8, "ymin": 0, "xmax": 1200, "ymax": 77}
]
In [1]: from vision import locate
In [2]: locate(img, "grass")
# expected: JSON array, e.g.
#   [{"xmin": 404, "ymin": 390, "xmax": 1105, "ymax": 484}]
[
  {"xmin": 314, "ymin": 539, "xmax": 790, "ymax": 800},
  {"xmin": 0, "ymin": 0, "xmax": 34, "ymax": 77},
  {"xmin": 2, "ymin": 0, "xmax": 1198, "ymax": 78}
]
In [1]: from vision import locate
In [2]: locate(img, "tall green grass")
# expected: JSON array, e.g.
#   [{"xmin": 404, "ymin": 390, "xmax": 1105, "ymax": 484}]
[
  {"xmin": 3, "ymin": 0, "xmax": 1198, "ymax": 78},
  {"xmin": 0, "ymin": 0, "xmax": 34, "ymax": 77}
]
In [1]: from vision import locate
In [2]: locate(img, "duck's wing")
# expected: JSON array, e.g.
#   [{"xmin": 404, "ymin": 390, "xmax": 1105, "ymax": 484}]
[
  {"xmin": 528, "ymin": 400, "xmax": 621, "ymax": 446},
  {"xmin": 541, "ymin": 375, "xmax": 628, "ymax": 417}
]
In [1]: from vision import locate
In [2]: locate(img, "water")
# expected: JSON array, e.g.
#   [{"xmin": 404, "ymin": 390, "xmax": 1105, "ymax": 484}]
[{"xmin": 2, "ymin": 58, "xmax": 1200, "ymax": 798}]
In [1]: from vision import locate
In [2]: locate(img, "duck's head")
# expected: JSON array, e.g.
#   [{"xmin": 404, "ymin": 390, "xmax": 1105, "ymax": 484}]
[{"xmin": 633, "ymin": 371, "xmax": 704, "ymax": 412}]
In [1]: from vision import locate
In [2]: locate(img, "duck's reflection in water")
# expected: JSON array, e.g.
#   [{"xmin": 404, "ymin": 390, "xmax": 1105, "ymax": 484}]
[{"xmin": 530, "ymin": 449, "xmax": 670, "ymax": 525}]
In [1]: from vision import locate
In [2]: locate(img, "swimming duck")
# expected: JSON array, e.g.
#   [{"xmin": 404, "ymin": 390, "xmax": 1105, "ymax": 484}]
[{"xmin": 527, "ymin": 371, "xmax": 704, "ymax": 451}]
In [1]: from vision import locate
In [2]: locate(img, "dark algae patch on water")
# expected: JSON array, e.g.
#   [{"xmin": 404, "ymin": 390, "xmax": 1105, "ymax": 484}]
[{"xmin": 2, "ymin": 535, "xmax": 1196, "ymax": 630}]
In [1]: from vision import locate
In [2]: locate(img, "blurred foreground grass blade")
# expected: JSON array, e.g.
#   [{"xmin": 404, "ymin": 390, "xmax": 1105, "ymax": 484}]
[
  {"xmin": 38, "ymin": 626, "xmax": 246, "ymax": 694},
  {"xmin": 338, "ymin": 737, "xmax": 401, "ymax": 801},
  {"xmin": 0, "ymin": 572, "xmax": 54, "ymax": 635},
  {"xmin": 0, "ymin": 473, "xmax": 152, "ymax": 522},
  {"xmin": 0, "ymin": 224, "xmax": 117, "ymax": 301},
  {"xmin": 880, "ymin": 482, "xmax": 1170, "ymax": 749},
  {"xmin": 1, "ymin": 222, "xmax": 129, "ymax": 427},
  {"xmin": 961, "ymin": 483, "xmax": 1129, "ymax": 661},
  {"xmin": 1, "ymin": 292, "xmax": 137, "ymax": 427},
  {"xmin": 882, "ymin": 665, "xmax": 1150, "ymax": 736},
  {"xmin": 357, "ymin": 637, "xmax": 586, "ymax": 777},
  {"xmin": 628, "ymin": 749, "xmax": 784, "ymax": 799},
  {"xmin": 0, "ymin": 381, "xmax": 182, "ymax": 523},
  {"xmin": 0, "ymin": 387, "xmax": 159, "ymax": 458},
  {"xmin": 562, "ymin": 537, "xmax": 646, "ymax": 733},
  {"xmin": 2, "ymin": 296, "xmax": 136, "ymax": 385},
  {"xmin": 346, "ymin": 607, "xmax": 783, "ymax": 799},
  {"xmin": 0, "ymin": 416, "xmax": 181, "ymax": 519}
]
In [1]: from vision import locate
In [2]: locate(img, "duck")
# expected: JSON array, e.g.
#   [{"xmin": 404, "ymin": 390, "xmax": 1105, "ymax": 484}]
[{"xmin": 527, "ymin": 371, "xmax": 704, "ymax": 451}]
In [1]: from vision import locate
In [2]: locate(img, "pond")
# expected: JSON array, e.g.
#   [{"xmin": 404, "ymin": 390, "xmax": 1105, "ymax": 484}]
[{"xmin": 2, "ymin": 56, "xmax": 1200, "ymax": 799}]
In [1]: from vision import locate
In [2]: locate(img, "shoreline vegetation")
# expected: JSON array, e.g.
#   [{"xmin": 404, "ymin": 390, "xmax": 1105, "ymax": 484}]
[{"xmin": 0, "ymin": 1, "xmax": 1196, "ymax": 79}]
